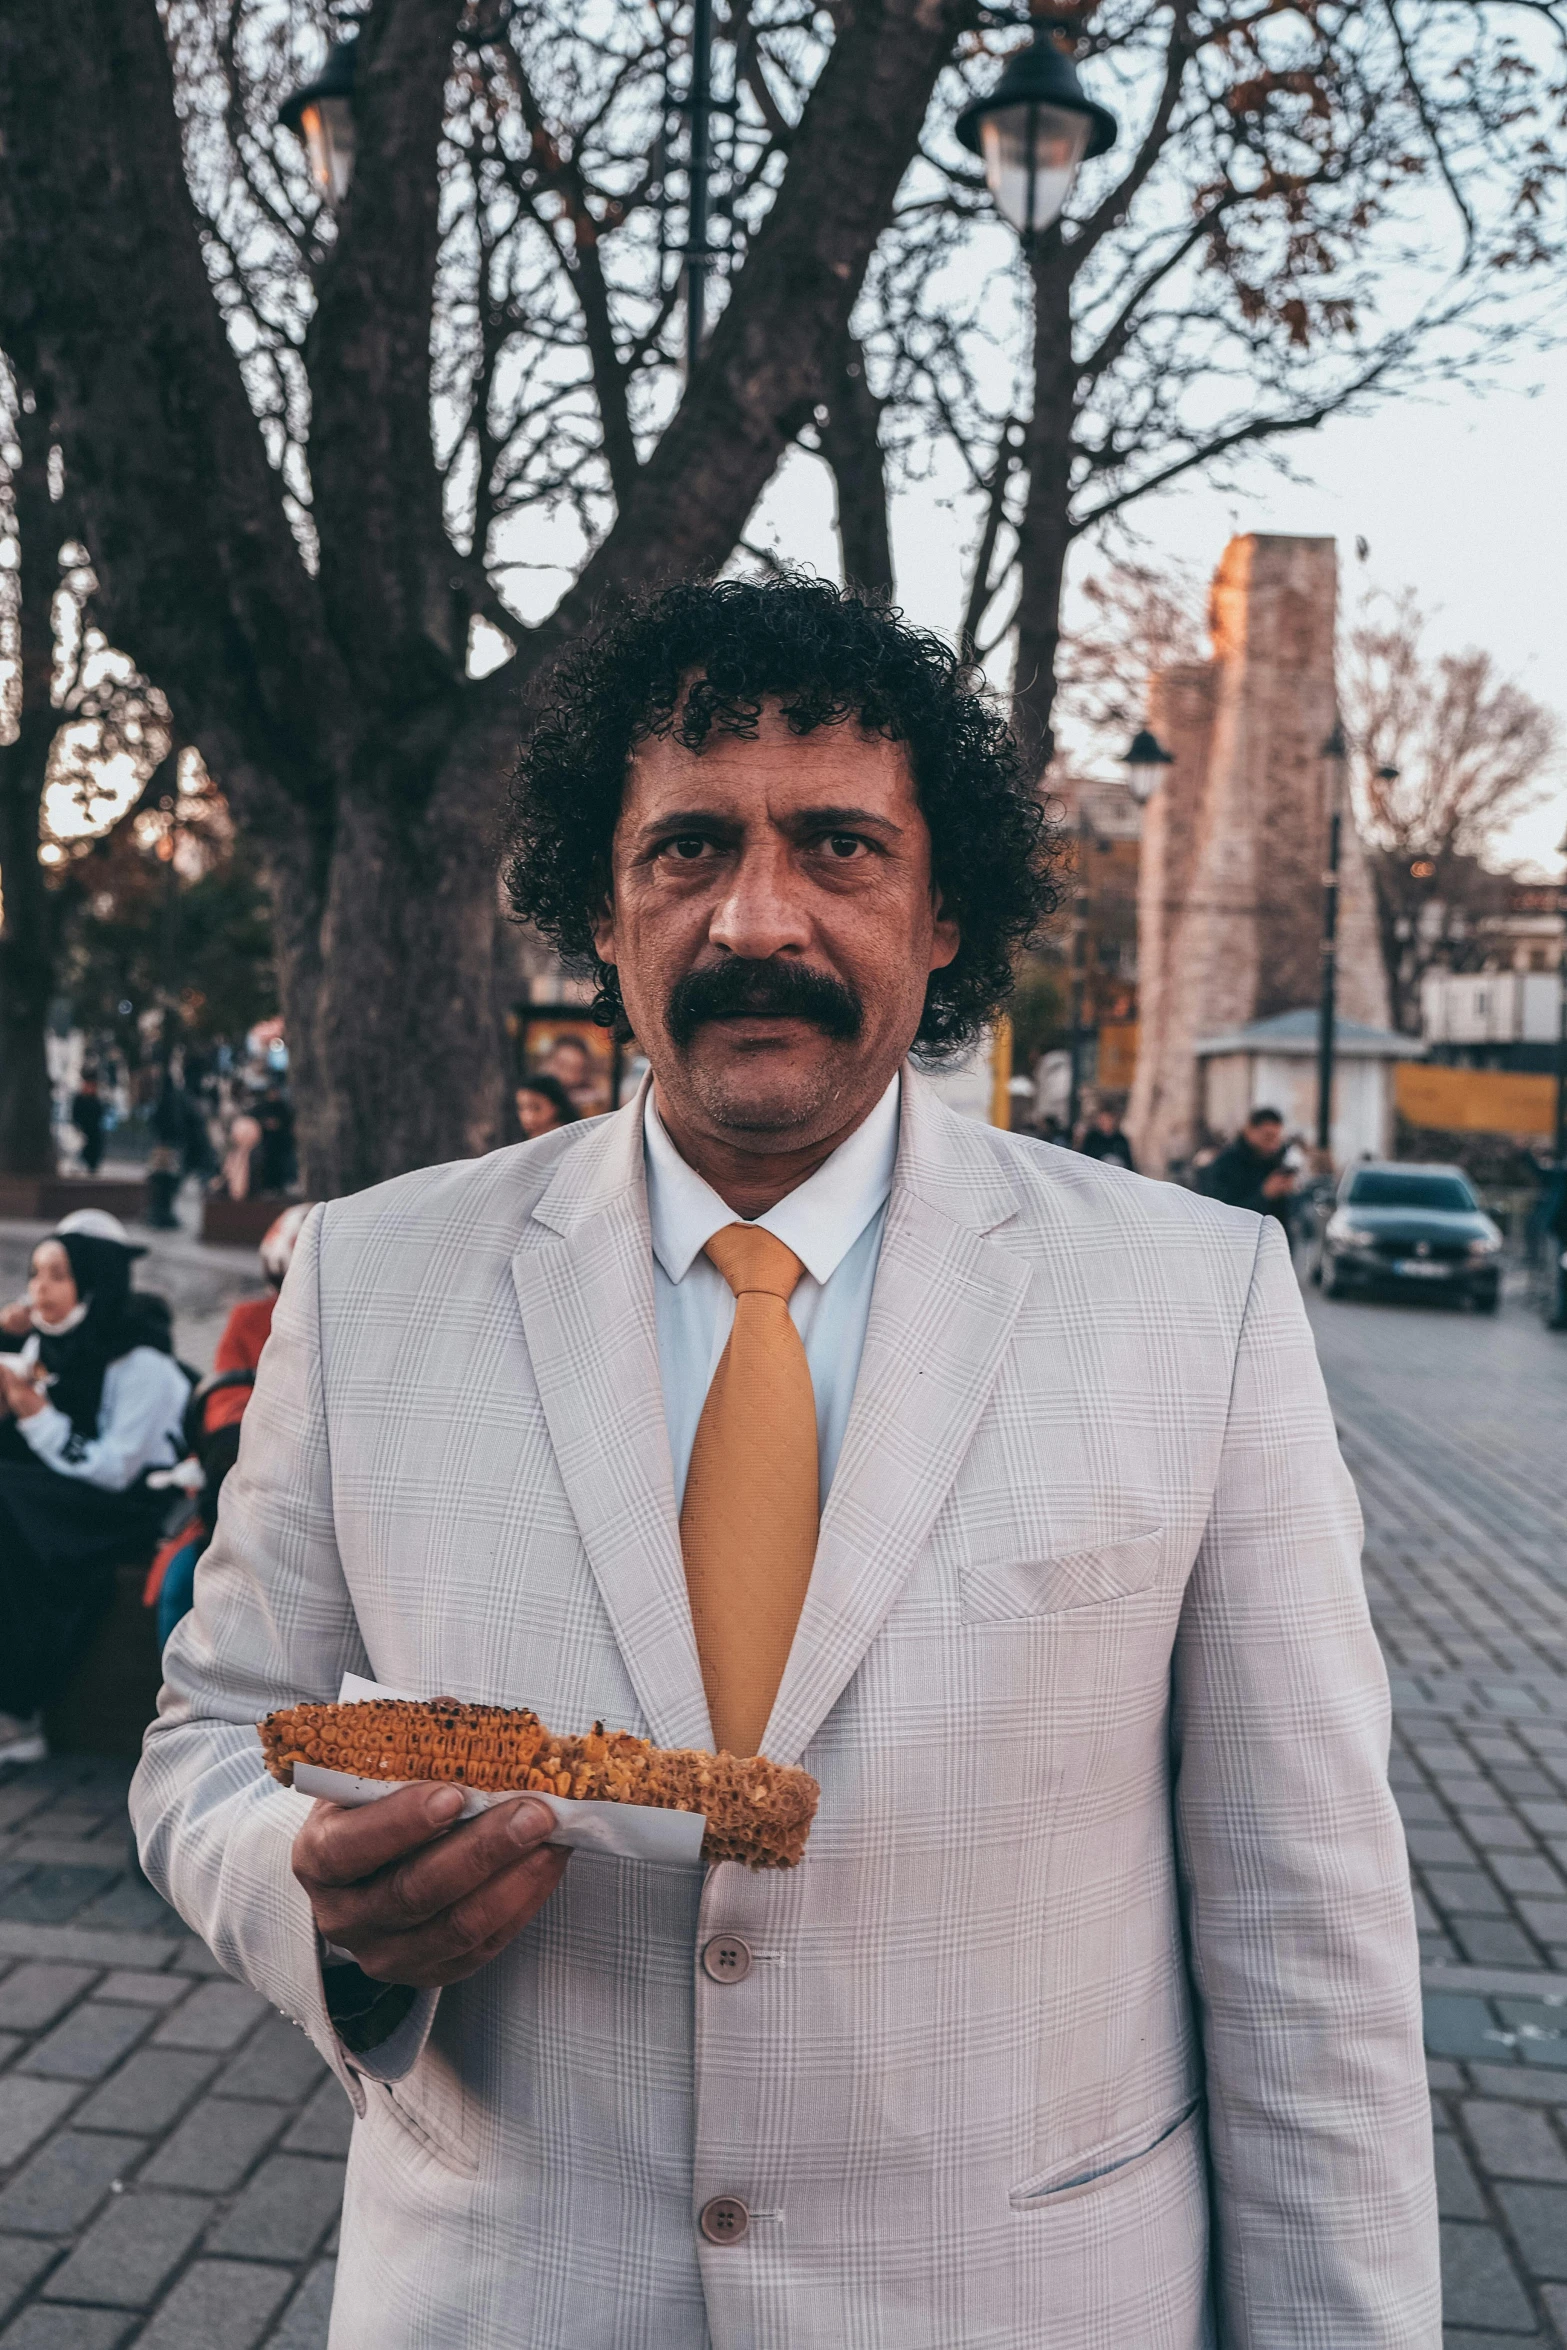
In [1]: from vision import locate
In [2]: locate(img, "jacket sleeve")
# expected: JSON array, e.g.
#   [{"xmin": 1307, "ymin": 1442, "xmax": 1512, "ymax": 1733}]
[
  {"xmin": 1170, "ymin": 1215, "xmax": 1439, "ymax": 2347},
  {"xmin": 129, "ymin": 1205, "xmax": 435, "ymax": 2113},
  {"xmin": 19, "ymin": 1349, "xmax": 189, "ymax": 1490}
]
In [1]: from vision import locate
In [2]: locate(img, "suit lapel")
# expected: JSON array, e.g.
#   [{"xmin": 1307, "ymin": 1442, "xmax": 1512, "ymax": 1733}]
[
  {"xmin": 761, "ymin": 1073, "xmax": 1032, "ymax": 1766},
  {"xmin": 509, "ymin": 1085, "xmax": 713, "ymax": 1753}
]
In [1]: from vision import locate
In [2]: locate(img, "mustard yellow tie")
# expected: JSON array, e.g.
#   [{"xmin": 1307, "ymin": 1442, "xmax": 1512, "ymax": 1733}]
[{"xmin": 680, "ymin": 1225, "xmax": 819, "ymax": 1758}]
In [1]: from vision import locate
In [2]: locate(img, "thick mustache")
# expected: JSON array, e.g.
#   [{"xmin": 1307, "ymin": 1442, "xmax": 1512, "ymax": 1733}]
[{"xmin": 665, "ymin": 959, "xmax": 863, "ymax": 1050}]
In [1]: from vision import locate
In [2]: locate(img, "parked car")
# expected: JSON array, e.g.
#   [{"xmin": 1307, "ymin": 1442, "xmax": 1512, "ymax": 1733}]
[{"xmin": 1312, "ymin": 1161, "xmax": 1504, "ymax": 1311}]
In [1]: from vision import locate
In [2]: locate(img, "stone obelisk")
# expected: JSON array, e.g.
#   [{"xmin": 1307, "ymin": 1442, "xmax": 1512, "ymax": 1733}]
[{"xmin": 1127, "ymin": 535, "xmax": 1388, "ymax": 1174}]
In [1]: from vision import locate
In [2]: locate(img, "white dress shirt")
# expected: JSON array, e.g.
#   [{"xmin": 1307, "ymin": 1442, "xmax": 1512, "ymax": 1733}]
[{"xmin": 644, "ymin": 1075, "xmax": 899, "ymax": 1512}]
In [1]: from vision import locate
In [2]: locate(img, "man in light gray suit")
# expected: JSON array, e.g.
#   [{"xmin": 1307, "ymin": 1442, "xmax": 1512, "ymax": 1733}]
[{"xmin": 133, "ymin": 578, "xmax": 1439, "ymax": 2348}]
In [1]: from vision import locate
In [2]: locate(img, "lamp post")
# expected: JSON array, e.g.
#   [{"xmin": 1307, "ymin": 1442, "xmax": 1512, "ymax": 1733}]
[
  {"xmin": 955, "ymin": 14, "xmax": 1118, "ymax": 246},
  {"xmin": 1120, "ymin": 725, "xmax": 1174, "ymax": 806},
  {"xmin": 1062, "ymin": 729, "xmax": 1171, "ymax": 1141},
  {"xmin": 1317, "ymin": 723, "xmax": 1348, "ymax": 1162},
  {"xmin": 278, "ymin": 32, "xmax": 359, "ymax": 208}
]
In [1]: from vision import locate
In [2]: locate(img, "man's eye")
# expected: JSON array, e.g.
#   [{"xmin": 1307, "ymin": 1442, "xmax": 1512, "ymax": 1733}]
[
  {"xmin": 825, "ymin": 834, "xmax": 865, "ymax": 859},
  {"xmin": 664, "ymin": 836, "xmax": 708, "ymax": 861}
]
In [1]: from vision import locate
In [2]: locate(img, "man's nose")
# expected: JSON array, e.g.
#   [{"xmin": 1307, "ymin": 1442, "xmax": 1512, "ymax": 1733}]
[{"xmin": 708, "ymin": 840, "xmax": 811, "ymax": 961}]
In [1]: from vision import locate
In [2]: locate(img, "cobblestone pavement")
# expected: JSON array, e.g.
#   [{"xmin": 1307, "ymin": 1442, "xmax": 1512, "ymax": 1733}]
[{"xmin": 0, "ymin": 1260, "xmax": 1561, "ymax": 2343}]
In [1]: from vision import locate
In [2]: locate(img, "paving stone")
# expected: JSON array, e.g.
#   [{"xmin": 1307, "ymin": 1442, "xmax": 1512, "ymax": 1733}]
[
  {"xmin": 1435, "ymin": 2130, "xmax": 1489, "ymax": 2219},
  {"xmin": 142, "ymin": 2095, "xmax": 285, "ymax": 2192},
  {"xmin": 1453, "ymin": 1919, "xmax": 1547, "ymax": 1969},
  {"xmin": 1427, "ymin": 2057, "xmax": 1466, "ymax": 2092},
  {"xmin": 1463, "ymin": 2099, "xmax": 1567, "ymax": 2181},
  {"xmin": 1469, "ymin": 2063, "xmax": 1567, "ymax": 2105},
  {"xmin": 1494, "ymin": 2180, "xmax": 1567, "ymax": 2279},
  {"xmin": 215, "ymin": 2018, "xmax": 328, "ymax": 2105},
  {"xmin": 1518, "ymin": 1901, "xmax": 1567, "ymax": 1944},
  {"xmin": 1394, "ymin": 1787, "xmax": 1449, "ymax": 1824},
  {"xmin": 0, "ymin": 2134, "xmax": 144, "ymax": 2236},
  {"xmin": 1426, "ymin": 1869, "xmax": 1513, "ymax": 1919},
  {"xmin": 1495, "ymin": 1855, "xmax": 1567, "ymax": 1897},
  {"xmin": 0, "ymin": 1925, "xmax": 180, "ymax": 1972},
  {"xmin": 0, "ymin": 2308, "xmax": 134, "ymax": 2349},
  {"xmin": 280, "ymin": 2080, "xmax": 355, "ymax": 2159},
  {"xmin": 264, "ymin": 2258, "xmax": 335, "ymax": 2350},
  {"xmin": 1440, "ymin": 2219, "xmax": 1538, "ymax": 2331},
  {"xmin": 153, "ymin": 1981, "xmax": 270, "ymax": 2053},
  {"xmin": 1457, "ymin": 1813, "xmax": 1542, "ymax": 1855},
  {"xmin": 16, "ymin": 2002, "xmax": 152, "ymax": 2084},
  {"xmin": 0, "ymin": 2035, "xmax": 21, "ymax": 2071},
  {"xmin": 1496, "ymin": 2000, "xmax": 1567, "ymax": 2071},
  {"xmin": 0, "ymin": 1968, "xmax": 96, "ymax": 2035},
  {"xmin": 90, "ymin": 1971, "xmax": 189, "ymax": 2009},
  {"xmin": 1406, "ymin": 1824, "xmax": 1475, "ymax": 1866},
  {"xmin": 1541, "ymin": 2282, "xmax": 1567, "ymax": 2341},
  {"xmin": 206, "ymin": 2155, "xmax": 345, "ymax": 2262},
  {"xmin": 0, "ymin": 2241, "xmax": 57, "ymax": 2326},
  {"xmin": 1426, "ymin": 1993, "xmax": 1511, "ymax": 2064},
  {"xmin": 170, "ymin": 1941, "xmax": 230, "ymax": 1978},
  {"xmin": 0, "ymin": 1871, "xmax": 118, "ymax": 1927},
  {"xmin": 71, "ymin": 2050, "xmax": 218, "ymax": 2137},
  {"xmin": 39, "ymin": 2190, "xmax": 211, "ymax": 2309},
  {"xmin": 1522, "ymin": 1803, "xmax": 1567, "ymax": 1838},
  {"xmin": 134, "ymin": 2258, "xmax": 293, "ymax": 2350},
  {"xmin": 0, "ymin": 2082, "xmax": 81, "ymax": 2170},
  {"xmin": 71, "ymin": 1879, "xmax": 184, "ymax": 1936}
]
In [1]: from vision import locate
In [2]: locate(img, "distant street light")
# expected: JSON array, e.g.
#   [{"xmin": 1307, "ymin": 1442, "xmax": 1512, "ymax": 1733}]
[
  {"xmin": 1119, "ymin": 725, "xmax": 1174, "ymax": 805},
  {"xmin": 955, "ymin": 16, "xmax": 1118, "ymax": 244},
  {"xmin": 1317, "ymin": 722, "xmax": 1348, "ymax": 1160},
  {"xmin": 279, "ymin": 34, "xmax": 359, "ymax": 209}
]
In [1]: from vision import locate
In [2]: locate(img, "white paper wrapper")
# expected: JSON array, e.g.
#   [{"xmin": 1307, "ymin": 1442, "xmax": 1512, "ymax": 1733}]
[{"xmin": 287, "ymin": 1673, "xmax": 706, "ymax": 1868}]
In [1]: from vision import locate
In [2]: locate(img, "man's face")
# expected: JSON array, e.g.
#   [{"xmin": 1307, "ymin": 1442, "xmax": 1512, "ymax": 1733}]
[
  {"xmin": 546, "ymin": 1040, "xmax": 589, "ymax": 1085},
  {"xmin": 1095, "ymin": 1109, "xmax": 1115, "ymax": 1133},
  {"xmin": 1247, "ymin": 1118, "xmax": 1284, "ymax": 1155},
  {"xmin": 593, "ymin": 703, "xmax": 959, "ymax": 1150}
]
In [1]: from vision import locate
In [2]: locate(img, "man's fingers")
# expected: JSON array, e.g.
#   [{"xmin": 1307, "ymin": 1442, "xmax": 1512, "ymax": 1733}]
[
  {"xmin": 334, "ymin": 1844, "xmax": 569, "ymax": 1986},
  {"xmin": 295, "ymin": 1785, "xmax": 466, "ymax": 1889},
  {"xmin": 301, "ymin": 1795, "xmax": 556, "ymax": 1936}
]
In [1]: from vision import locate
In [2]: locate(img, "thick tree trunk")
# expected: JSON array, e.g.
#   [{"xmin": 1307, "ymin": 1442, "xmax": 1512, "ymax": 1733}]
[
  {"xmin": 0, "ymin": 721, "xmax": 57, "ymax": 1177},
  {"xmin": 1011, "ymin": 238, "xmax": 1078, "ymax": 770},
  {"xmin": 0, "ymin": 388, "xmax": 60, "ymax": 1175}
]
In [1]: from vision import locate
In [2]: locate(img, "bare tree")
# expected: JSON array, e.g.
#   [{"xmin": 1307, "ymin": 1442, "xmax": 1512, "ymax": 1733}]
[
  {"xmin": 1, "ymin": 372, "xmax": 174, "ymax": 1172},
  {"xmin": 1341, "ymin": 588, "xmax": 1562, "ymax": 1026},
  {"xmin": 0, "ymin": 0, "xmax": 973, "ymax": 1196},
  {"xmin": 865, "ymin": 0, "xmax": 1566, "ymax": 760}
]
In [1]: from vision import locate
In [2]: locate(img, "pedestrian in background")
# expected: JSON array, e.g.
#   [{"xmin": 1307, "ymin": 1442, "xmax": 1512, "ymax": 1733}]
[
  {"xmin": 0, "ymin": 1210, "xmax": 190, "ymax": 1766},
  {"xmin": 1204, "ymin": 1104, "xmax": 1297, "ymax": 1224},
  {"xmin": 255, "ymin": 1081, "xmax": 296, "ymax": 1194},
  {"xmin": 71, "ymin": 1069, "xmax": 106, "ymax": 1175},
  {"xmin": 1078, "ymin": 1101, "xmax": 1135, "ymax": 1171},
  {"xmin": 515, "ymin": 1073, "xmax": 581, "ymax": 1138}
]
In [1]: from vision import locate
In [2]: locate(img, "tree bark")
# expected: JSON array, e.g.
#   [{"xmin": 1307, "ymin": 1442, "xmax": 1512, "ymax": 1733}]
[
  {"xmin": 1011, "ymin": 236, "xmax": 1077, "ymax": 771},
  {"xmin": 819, "ymin": 334, "xmax": 894, "ymax": 597},
  {"xmin": 0, "ymin": 388, "xmax": 62, "ymax": 1176}
]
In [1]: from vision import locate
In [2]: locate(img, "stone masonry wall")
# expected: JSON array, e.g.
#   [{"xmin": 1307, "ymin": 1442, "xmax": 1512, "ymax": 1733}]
[{"xmin": 1128, "ymin": 534, "xmax": 1389, "ymax": 1174}]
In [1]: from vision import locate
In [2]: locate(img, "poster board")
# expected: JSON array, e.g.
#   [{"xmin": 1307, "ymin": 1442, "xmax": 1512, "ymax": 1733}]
[{"xmin": 514, "ymin": 1006, "xmax": 624, "ymax": 1119}]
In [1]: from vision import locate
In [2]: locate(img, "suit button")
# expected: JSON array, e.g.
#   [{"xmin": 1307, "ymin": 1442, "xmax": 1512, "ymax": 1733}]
[
  {"xmin": 700, "ymin": 2196, "xmax": 750, "ymax": 2244},
  {"xmin": 701, "ymin": 1935, "xmax": 752, "ymax": 1983}
]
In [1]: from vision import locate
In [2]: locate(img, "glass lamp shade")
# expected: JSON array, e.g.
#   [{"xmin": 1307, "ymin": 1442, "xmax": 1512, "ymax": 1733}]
[
  {"xmin": 299, "ymin": 96, "xmax": 355, "ymax": 207},
  {"xmin": 978, "ymin": 102, "xmax": 1091, "ymax": 238}
]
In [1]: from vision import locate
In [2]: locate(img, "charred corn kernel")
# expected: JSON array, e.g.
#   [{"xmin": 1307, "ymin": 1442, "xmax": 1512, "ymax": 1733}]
[{"xmin": 257, "ymin": 1696, "xmax": 818, "ymax": 1868}]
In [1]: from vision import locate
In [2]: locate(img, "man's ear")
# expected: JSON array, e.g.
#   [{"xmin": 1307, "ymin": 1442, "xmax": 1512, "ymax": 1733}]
[
  {"xmin": 928, "ymin": 889, "xmax": 960, "ymax": 975},
  {"xmin": 591, "ymin": 899, "xmax": 617, "ymax": 966}
]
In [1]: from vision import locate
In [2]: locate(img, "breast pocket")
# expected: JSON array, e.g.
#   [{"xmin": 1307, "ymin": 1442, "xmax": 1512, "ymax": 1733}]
[{"xmin": 958, "ymin": 1528, "xmax": 1166, "ymax": 1624}]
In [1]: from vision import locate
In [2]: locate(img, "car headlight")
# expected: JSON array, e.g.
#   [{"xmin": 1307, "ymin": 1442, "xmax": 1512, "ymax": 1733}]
[
  {"xmin": 1467, "ymin": 1234, "xmax": 1501, "ymax": 1257},
  {"xmin": 1325, "ymin": 1214, "xmax": 1376, "ymax": 1248}
]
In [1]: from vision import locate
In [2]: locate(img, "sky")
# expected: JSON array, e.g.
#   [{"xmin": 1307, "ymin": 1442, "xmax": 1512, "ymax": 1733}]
[{"xmin": 744, "ymin": 328, "xmax": 1567, "ymax": 879}]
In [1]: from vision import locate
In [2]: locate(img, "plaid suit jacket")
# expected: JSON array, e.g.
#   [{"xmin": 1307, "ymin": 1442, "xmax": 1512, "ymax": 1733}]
[{"xmin": 132, "ymin": 1070, "xmax": 1439, "ymax": 2350}]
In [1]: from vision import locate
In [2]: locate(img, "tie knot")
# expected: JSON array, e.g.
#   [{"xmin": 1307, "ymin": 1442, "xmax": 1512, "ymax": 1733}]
[{"xmin": 704, "ymin": 1223, "xmax": 805, "ymax": 1303}]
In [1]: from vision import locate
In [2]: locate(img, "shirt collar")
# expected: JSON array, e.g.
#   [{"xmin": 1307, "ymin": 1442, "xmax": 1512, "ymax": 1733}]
[{"xmin": 644, "ymin": 1073, "xmax": 900, "ymax": 1289}]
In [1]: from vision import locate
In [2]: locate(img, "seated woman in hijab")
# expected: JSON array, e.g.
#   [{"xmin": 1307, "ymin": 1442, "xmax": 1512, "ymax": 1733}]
[{"xmin": 0, "ymin": 1210, "xmax": 192, "ymax": 1766}]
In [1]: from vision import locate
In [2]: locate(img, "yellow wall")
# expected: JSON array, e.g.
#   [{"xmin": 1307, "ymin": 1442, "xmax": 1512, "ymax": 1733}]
[{"xmin": 1395, "ymin": 1061, "xmax": 1556, "ymax": 1138}]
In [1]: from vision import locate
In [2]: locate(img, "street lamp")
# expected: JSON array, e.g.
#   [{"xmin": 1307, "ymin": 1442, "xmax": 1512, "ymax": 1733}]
[
  {"xmin": 1119, "ymin": 725, "xmax": 1174, "ymax": 805},
  {"xmin": 1317, "ymin": 721, "xmax": 1348, "ymax": 1162},
  {"xmin": 955, "ymin": 16, "xmax": 1118, "ymax": 244},
  {"xmin": 279, "ymin": 34, "xmax": 359, "ymax": 209}
]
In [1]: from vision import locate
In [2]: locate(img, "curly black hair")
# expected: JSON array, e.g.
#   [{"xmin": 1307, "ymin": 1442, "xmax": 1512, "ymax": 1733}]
[{"xmin": 502, "ymin": 574, "xmax": 1059, "ymax": 1057}]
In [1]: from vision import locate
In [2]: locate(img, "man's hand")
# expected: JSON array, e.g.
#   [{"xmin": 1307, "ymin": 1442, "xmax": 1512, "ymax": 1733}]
[
  {"xmin": 0, "ymin": 1299, "xmax": 30, "ymax": 1337},
  {"xmin": 292, "ymin": 1785, "xmax": 568, "ymax": 1989},
  {"xmin": 1261, "ymin": 1170, "xmax": 1296, "ymax": 1199}
]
